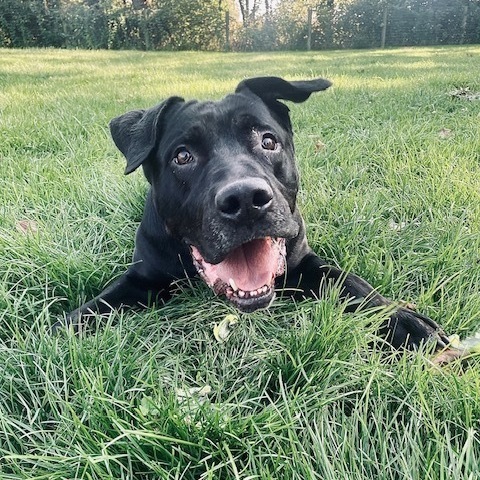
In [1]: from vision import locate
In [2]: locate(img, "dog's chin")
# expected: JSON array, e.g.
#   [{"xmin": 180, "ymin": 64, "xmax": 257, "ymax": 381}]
[{"xmin": 190, "ymin": 237, "xmax": 286, "ymax": 313}]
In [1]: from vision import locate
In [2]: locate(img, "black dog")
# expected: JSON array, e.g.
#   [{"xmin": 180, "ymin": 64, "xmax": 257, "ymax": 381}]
[{"xmin": 55, "ymin": 76, "xmax": 449, "ymax": 350}]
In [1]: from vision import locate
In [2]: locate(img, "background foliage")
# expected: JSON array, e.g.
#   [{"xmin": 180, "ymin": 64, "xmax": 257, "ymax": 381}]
[{"xmin": 1, "ymin": 0, "xmax": 479, "ymax": 50}]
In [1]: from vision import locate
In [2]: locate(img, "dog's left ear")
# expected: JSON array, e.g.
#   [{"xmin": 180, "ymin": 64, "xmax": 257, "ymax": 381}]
[
  {"xmin": 235, "ymin": 76, "xmax": 332, "ymax": 103},
  {"xmin": 109, "ymin": 96, "xmax": 184, "ymax": 175},
  {"xmin": 236, "ymin": 77, "xmax": 331, "ymax": 132}
]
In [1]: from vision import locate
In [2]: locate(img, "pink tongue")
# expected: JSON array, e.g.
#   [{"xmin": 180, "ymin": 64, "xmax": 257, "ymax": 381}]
[{"xmin": 216, "ymin": 238, "xmax": 276, "ymax": 292}]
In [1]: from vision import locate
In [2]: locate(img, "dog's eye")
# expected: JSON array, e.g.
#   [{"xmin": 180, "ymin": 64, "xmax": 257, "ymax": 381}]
[
  {"xmin": 261, "ymin": 134, "xmax": 278, "ymax": 151},
  {"xmin": 174, "ymin": 149, "xmax": 193, "ymax": 165}
]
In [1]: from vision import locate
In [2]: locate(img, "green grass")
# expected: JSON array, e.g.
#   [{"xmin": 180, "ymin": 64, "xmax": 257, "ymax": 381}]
[{"xmin": 1, "ymin": 46, "xmax": 480, "ymax": 479}]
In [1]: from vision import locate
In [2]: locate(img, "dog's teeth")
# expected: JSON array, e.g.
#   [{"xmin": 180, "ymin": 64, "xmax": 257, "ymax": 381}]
[{"xmin": 225, "ymin": 279, "xmax": 273, "ymax": 301}]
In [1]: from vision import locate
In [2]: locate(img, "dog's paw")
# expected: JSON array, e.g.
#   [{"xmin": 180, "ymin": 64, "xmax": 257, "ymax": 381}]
[
  {"xmin": 380, "ymin": 307, "xmax": 450, "ymax": 351},
  {"xmin": 50, "ymin": 317, "xmax": 80, "ymax": 335},
  {"xmin": 50, "ymin": 309, "xmax": 90, "ymax": 335}
]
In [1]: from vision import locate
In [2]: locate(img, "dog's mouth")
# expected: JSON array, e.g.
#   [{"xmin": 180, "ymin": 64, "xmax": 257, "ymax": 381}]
[{"xmin": 190, "ymin": 237, "xmax": 286, "ymax": 312}]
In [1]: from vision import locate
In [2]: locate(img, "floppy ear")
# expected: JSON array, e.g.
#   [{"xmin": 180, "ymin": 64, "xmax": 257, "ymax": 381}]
[
  {"xmin": 235, "ymin": 77, "xmax": 331, "ymax": 133},
  {"xmin": 109, "ymin": 96, "xmax": 184, "ymax": 175},
  {"xmin": 235, "ymin": 76, "xmax": 332, "ymax": 103}
]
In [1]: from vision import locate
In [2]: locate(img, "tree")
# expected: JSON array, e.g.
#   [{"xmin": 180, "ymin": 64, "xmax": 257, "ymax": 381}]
[
  {"xmin": 237, "ymin": 0, "xmax": 262, "ymax": 26},
  {"xmin": 1, "ymin": 0, "xmax": 479, "ymax": 49}
]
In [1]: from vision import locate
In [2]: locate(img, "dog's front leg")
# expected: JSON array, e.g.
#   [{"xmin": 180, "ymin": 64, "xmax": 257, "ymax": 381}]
[
  {"xmin": 51, "ymin": 271, "xmax": 171, "ymax": 334},
  {"xmin": 283, "ymin": 252, "xmax": 449, "ymax": 350}
]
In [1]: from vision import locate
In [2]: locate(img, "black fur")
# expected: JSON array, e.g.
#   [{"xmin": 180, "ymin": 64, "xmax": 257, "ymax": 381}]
[{"xmin": 53, "ymin": 76, "xmax": 449, "ymax": 350}]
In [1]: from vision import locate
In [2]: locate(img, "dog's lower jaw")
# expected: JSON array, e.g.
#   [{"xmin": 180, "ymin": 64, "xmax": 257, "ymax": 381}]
[
  {"xmin": 190, "ymin": 237, "xmax": 286, "ymax": 312},
  {"xmin": 224, "ymin": 279, "xmax": 277, "ymax": 312}
]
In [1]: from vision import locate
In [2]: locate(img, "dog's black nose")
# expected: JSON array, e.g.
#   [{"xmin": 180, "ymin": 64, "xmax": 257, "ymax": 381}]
[{"xmin": 215, "ymin": 179, "xmax": 273, "ymax": 222}]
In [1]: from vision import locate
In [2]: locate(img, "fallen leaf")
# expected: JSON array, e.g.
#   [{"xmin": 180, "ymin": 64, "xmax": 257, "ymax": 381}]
[
  {"xmin": 388, "ymin": 220, "xmax": 408, "ymax": 231},
  {"xmin": 174, "ymin": 384, "xmax": 212, "ymax": 426},
  {"xmin": 438, "ymin": 128, "xmax": 453, "ymax": 139},
  {"xmin": 449, "ymin": 87, "xmax": 480, "ymax": 101},
  {"xmin": 399, "ymin": 301, "xmax": 417, "ymax": 311},
  {"xmin": 213, "ymin": 314, "xmax": 238, "ymax": 343},
  {"xmin": 308, "ymin": 135, "xmax": 327, "ymax": 152},
  {"xmin": 431, "ymin": 333, "xmax": 480, "ymax": 366},
  {"xmin": 16, "ymin": 220, "xmax": 38, "ymax": 235},
  {"xmin": 431, "ymin": 347, "xmax": 466, "ymax": 366},
  {"xmin": 175, "ymin": 385, "xmax": 212, "ymax": 402}
]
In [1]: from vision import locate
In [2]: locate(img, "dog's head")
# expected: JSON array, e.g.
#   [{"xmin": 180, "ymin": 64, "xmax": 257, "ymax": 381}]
[{"xmin": 110, "ymin": 77, "xmax": 331, "ymax": 312}]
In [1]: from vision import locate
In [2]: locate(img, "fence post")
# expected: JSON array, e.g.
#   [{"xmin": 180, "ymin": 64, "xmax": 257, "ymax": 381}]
[
  {"xmin": 460, "ymin": 4, "xmax": 468, "ymax": 44},
  {"xmin": 381, "ymin": 5, "xmax": 387, "ymax": 48},
  {"xmin": 143, "ymin": 8, "xmax": 151, "ymax": 51},
  {"xmin": 307, "ymin": 8, "xmax": 312, "ymax": 51},
  {"xmin": 225, "ymin": 10, "xmax": 230, "ymax": 51}
]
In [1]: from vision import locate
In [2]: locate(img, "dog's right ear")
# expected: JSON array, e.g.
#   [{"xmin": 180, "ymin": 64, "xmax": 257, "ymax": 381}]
[{"xmin": 109, "ymin": 96, "xmax": 184, "ymax": 175}]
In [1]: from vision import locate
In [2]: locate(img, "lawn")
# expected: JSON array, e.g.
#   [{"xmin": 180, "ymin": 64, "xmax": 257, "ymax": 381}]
[{"xmin": 0, "ymin": 46, "xmax": 479, "ymax": 479}]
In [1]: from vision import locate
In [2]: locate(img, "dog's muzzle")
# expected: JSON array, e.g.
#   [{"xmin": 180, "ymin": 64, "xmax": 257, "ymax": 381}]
[{"xmin": 190, "ymin": 237, "xmax": 286, "ymax": 312}]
